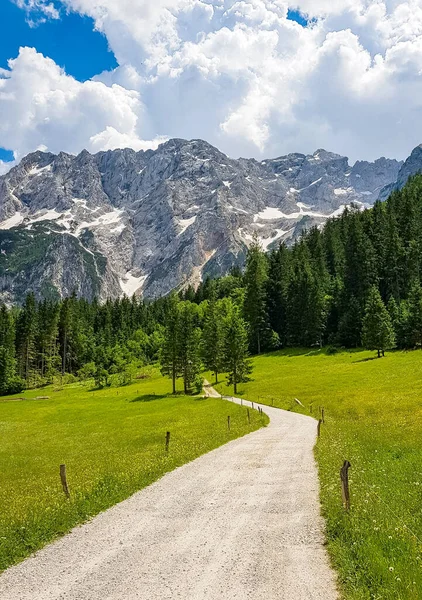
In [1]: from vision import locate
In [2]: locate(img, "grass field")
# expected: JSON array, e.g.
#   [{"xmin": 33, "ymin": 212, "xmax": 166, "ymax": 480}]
[
  {"xmin": 0, "ymin": 370, "xmax": 266, "ymax": 572},
  {"xmin": 212, "ymin": 349, "xmax": 422, "ymax": 600}
]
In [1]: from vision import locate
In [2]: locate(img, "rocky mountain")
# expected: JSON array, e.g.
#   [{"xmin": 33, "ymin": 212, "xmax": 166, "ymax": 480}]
[
  {"xmin": 379, "ymin": 144, "xmax": 422, "ymax": 201},
  {"xmin": 0, "ymin": 139, "xmax": 405, "ymax": 303}
]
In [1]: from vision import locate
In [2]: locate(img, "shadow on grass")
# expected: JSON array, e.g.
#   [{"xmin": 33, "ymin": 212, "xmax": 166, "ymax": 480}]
[
  {"xmin": 353, "ymin": 357, "xmax": 381, "ymax": 363},
  {"xmin": 131, "ymin": 394, "xmax": 170, "ymax": 403},
  {"xmin": 257, "ymin": 347, "xmax": 369, "ymax": 359}
]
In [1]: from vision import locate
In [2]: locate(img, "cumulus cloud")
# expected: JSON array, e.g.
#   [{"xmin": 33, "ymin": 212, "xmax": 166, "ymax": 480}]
[
  {"xmin": 0, "ymin": 48, "xmax": 161, "ymax": 160},
  {"xmin": 2, "ymin": 0, "xmax": 422, "ymax": 165}
]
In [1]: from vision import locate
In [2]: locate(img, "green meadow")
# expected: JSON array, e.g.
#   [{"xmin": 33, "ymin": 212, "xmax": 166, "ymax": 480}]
[
  {"xmin": 0, "ymin": 370, "xmax": 266, "ymax": 572},
  {"xmin": 212, "ymin": 349, "xmax": 422, "ymax": 600}
]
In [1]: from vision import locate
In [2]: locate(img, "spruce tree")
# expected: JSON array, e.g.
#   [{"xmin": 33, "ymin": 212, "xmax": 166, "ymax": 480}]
[
  {"xmin": 407, "ymin": 283, "xmax": 422, "ymax": 347},
  {"xmin": 0, "ymin": 306, "xmax": 23, "ymax": 395},
  {"xmin": 223, "ymin": 302, "xmax": 252, "ymax": 394},
  {"xmin": 243, "ymin": 236, "xmax": 270, "ymax": 354},
  {"xmin": 159, "ymin": 294, "xmax": 181, "ymax": 394},
  {"xmin": 177, "ymin": 301, "xmax": 202, "ymax": 394},
  {"xmin": 15, "ymin": 293, "xmax": 37, "ymax": 382},
  {"xmin": 202, "ymin": 297, "xmax": 224, "ymax": 384},
  {"xmin": 362, "ymin": 286, "xmax": 396, "ymax": 357},
  {"xmin": 266, "ymin": 244, "xmax": 290, "ymax": 346}
]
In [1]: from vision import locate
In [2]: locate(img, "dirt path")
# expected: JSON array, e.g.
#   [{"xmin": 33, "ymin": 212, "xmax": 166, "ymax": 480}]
[{"xmin": 0, "ymin": 387, "xmax": 338, "ymax": 600}]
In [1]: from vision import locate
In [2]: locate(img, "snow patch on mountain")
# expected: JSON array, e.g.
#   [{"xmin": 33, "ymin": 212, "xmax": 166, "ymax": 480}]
[
  {"xmin": 0, "ymin": 212, "xmax": 24, "ymax": 229},
  {"xmin": 178, "ymin": 216, "xmax": 197, "ymax": 236},
  {"xmin": 120, "ymin": 272, "xmax": 148, "ymax": 296}
]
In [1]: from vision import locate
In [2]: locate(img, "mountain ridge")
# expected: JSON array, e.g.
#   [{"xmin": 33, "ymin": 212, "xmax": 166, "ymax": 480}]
[{"xmin": 0, "ymin": 138, "xmax": 410, "ymax": 303}]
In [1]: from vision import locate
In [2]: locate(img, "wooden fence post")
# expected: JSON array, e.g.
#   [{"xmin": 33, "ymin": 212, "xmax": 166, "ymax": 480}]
[
  {"xmin": 321, "ymin": 408, "xmax": 325, "ymax": 424},
  {"xmin": 227, "ymin": 416, "xmax": 231, "ymax": 431},
  {"xmin": 165, "ymin": 431, "xmax": 171, "ymax": 452},
  {"xmin": 247, "ymin": 409, "xmax": 251, "ymax": 424},
  {"xmin": 251, "ymin": 401, "xmax": 254, "ymax": 410},
  {"xmin": 317, "ymin": 419, "xmax": 322, "ymax": 438},
  {"xmin": 340, "ymin": 461, "xmax": 351, "ymax": 511},
  {"xmin": 60, "ymin": 464, "xmax": 70, "ymax": 499}
]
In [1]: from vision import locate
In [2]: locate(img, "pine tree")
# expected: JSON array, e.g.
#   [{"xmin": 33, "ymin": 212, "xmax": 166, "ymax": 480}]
[
  {"xmin": 202, "ymin": 297, "xmax": 225, "ymax": 384},
  {"xmin": 337, "ymin": 295, "xmax": 362, "ymax": 347},
  {"xmin": 37, "ymin": 300, "xmax": 60, "ymax": 381},
  {"xmin": 362, "ymin": 286, "xmax": 396, "ymax": 357},
  {"xmin": 159, "ymin": 294, "xmax": 181, "ymax": 394},
  {"xmin": 223, "ymin": 302, "xmax": 252, "ymax": 394},
  {"xmin": 287, "ymin": 241, "xmax": 327, "ymax": 346},
  {"xmin": 15, "ymin": 293, "xmax": 37, "ymax": 382},
  {"xmin": 407, "ymin": 283, "xmax": 422, "ymax": 347},
  {"xmin": 243, "ymin": 237, "xmax": 270, "ymax": 354},
  {"xmin": 0, "ymin": 306, "xmax": 24, "ymax": 395},
  {"xmin": 266, "ymin": 244, "xmax": 290, "ymax": 346},
  {"xmin": 343, "ymin": 215, "xmax": 378, "ymax": 308},
  {"xmin": 177, "ymin": 301, "xmax": 202, "ymax": 394}
]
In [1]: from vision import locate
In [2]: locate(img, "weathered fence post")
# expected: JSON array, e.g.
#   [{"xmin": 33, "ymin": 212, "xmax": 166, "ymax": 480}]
[
  {"xmin": 321, "ymin": 408, "xmax": 325, "ymax": 424},
  {"xmin": 251, "ymin": 401, "xmax": 254, "ymax": 409},
  {"xmin": 60, "ymin": 464, "xmax": 70, "ymax": 499},
  {"xmin": 317, "ymin": 419, "xmax": 322, "ymax": 438},
  {"xmin": 227, "ymin": 416, "xmax": 231, "ymax": 431},
  {"xmin": 247, "ymin": 409, "xmax": 251, "ymax": 424},
  {"xmin": 165, "ymin": 431, "xmax": 171, "ymax": 452},
  {"xmin": 340, "ymin": 461, "xmax": 351, "ymax": 511}
]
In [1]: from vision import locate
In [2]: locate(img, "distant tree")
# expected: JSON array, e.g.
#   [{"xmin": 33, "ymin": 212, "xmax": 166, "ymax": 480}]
[
  {"xmin": 243, "ymin": 236, "xmax": 270, "ymax": 354},
  {"xmin": 362, "ymin": 286, "xmax": 396, "ymax": 357},
  {"xmin": 202, "ymin": 297, "xmax": 225, "ymax": 384},
  {"xmin": 159, "ymin": 294, "xmax": 182, "ymax": 394},
  {"xmin": 337, "ymin": 295, "xmax": 362, "ymax": 348},
  {"xmin": 77, "ymin": 361, "xmax": 96, "ymax": 382},
  {"xmin": 407, "ymin": 283, "xmax": 422, "ymax": 347},
  {"xmin": 266, "ymin": 244, "xmax": 290, "ymax": 346},
  {"xmin": 0, "ymin": 306, "xmax": 24, "ymax": 395},
  {"xmin": 177, "ymin": 302, "xmax": 202, "ymax": 394},
  {"xmin": 223, "ymin": 302, "xmax": 252, "ymax": 394},
  {"xmin": 287, "ymin": 241, "xmax": 327, "ymax": 347},
  {"xmin": 15, "ymin": 293, "xmax": 37, "ymax": 382}
]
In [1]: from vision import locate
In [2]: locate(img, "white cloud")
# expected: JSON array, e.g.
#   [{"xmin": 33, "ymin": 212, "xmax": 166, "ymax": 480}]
[
  {"xmin": 14, "ymin": 0, "xmax": 60, "ymax": 25},
  {"xmin": 0, "ymin": 47, "xmax": 160, "ymax": 161},
  {"xmin": 2, "ymin": 1, "xmax": 422, "ymax": 164}
]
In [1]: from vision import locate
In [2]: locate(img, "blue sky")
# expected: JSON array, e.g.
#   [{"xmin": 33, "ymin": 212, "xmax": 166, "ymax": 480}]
[{"xmin": 0, "ymin": 1, "xmax": 117, "ymax": 81}]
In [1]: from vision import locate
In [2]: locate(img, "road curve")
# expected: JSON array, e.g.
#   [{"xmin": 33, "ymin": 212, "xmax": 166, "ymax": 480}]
[{"xmin": 0, "ymin": 392, "xmax": 338, "ymax": 600}]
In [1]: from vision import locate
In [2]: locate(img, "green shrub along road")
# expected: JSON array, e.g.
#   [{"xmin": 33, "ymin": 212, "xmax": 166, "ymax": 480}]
[
  {"xmin": 0, "ymin": 370, "xmax": 266, "ymax": 572},
  {"xmin": 211, "ymin": 349, "xmax": 422, "ymax": 600}
]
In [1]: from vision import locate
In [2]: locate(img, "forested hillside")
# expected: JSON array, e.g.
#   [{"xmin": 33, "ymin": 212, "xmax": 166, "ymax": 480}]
[{"xmin": 2, "ymin": 174, "xmax": 422, "ymax": 396}]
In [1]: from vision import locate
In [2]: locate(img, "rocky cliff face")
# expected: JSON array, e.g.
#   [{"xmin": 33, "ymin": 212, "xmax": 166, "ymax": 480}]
[
  {"xmin": 379, "ymin": 145, "xmax": 422, "ymax": 201},
  {"xmin": 0, "ymin": 138, "xmax": 405, "ymax": 303}
]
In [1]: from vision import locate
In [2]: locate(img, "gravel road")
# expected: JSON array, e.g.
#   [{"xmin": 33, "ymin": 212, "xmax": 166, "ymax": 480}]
[{"xmin": 0, "ymin": 391, "xmax": 338, "ymax": 600}]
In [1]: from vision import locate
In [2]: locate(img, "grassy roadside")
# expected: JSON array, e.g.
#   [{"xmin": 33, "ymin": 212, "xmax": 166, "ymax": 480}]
[
  {"xmin": 211, "ymin": 349, "xmax": 422, "ymax": 599},
  {"xmin": 0, "ymin": 370, "xmax": 266, "ymax": 572}
]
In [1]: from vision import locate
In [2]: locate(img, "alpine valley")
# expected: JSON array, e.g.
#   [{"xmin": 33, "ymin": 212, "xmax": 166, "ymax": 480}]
[{"xmin": 1, "ymin": 137, "xmax": 421, "ymax": 304}]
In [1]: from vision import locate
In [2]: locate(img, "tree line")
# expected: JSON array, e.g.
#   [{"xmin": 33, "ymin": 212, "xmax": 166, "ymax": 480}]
[
  {"xmin": 2, "ymin": 173, "xmax": 422, "ymax": 395},
  {"xmin": 0, "ymin": 287, "xmax": 252, "ymax": 396},
  {"xmin": 182, "ymin": 174, "xmax": 422, "ymax": 357}
]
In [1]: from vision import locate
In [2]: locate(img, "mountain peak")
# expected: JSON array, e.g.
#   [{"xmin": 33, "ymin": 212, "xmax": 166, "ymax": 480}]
[{"xmin": 0, "ymin": 138, "xmax": 408, "ymax": 304}]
